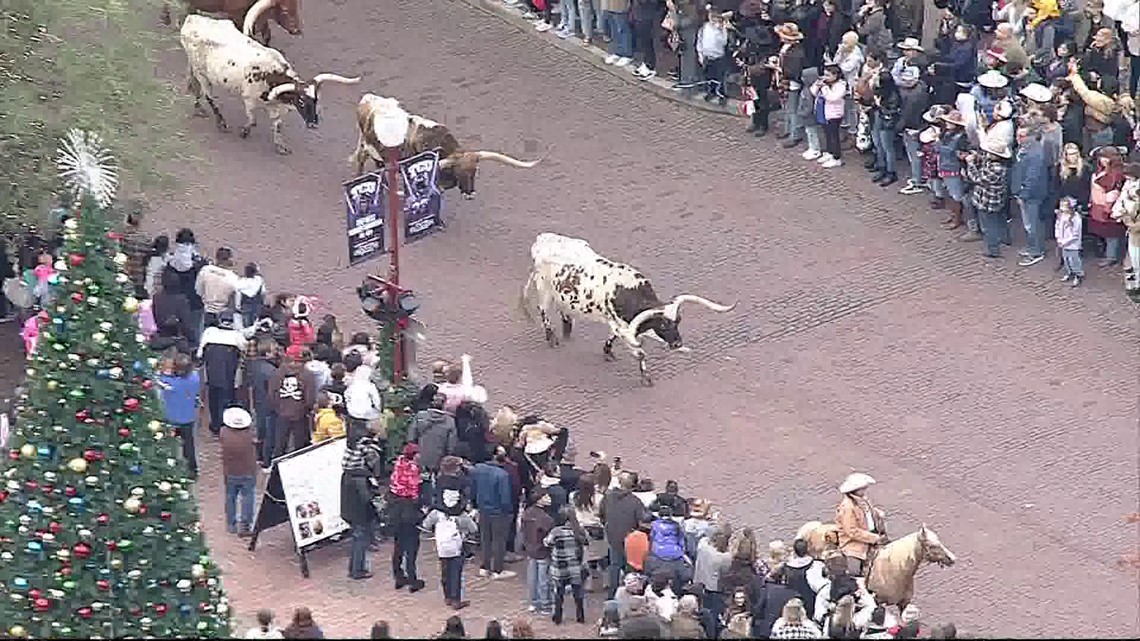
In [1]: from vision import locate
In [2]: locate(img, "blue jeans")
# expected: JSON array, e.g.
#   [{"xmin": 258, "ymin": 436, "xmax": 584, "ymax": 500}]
[
  {"xmin": 784, "ymin": 89, "xmax": 803, "ymax": 140},
  {"xmin": 224, "ymin": 475, "xmax": 255, "ymax": 533},
  {"xmin": 1105, "ymin": 236, "xmax": 1125, "ymax": 262},
  {"xmin": 605, "ymin": 11, "xmax": 632, "ymax": 58},
  {"xmin": 1019, "ymin": 198, "xmax": 1046, "ymax": 257},
  {"xmin": 805, "ymin": 125, "xmax": 821, "ymax": 154},
  {"xmin": 440, "ymin": 555, "xmax": 464, "ymax": 602},
  {"xmin": 982, "ymin": 209, "xmax": 1010, "ymax": 255},
  {"xmin": 578, "ymin": 0, "xmax": 594, "ymax": 40},
  {"xmin": 558, "ymin": 0, "xmax": 578, "ymax": 33},
  {"xmin": 606, "ymin": 542, "xmax": 626, "ymax": 599},
  {"xmin": 902, "ymin": 131, "xmax": 923, "ymax": 185},
  {"xmin": 527, "ymin": 558, "xmax": 552, "ymax": 611},
  {"xmin": 872, "ymin": 123, "xmax": 897, "ymax": 174},
  {"xmin": 256, "ymin": 407, "xmax": 276, "ymax": 466},
  {"xmin": 1062, "ymin": 248, "xmax": 1084, "ymax": 277},
  {"xmin": 350, "ymin": 517, "xmax": 375, "ymax": 577}
]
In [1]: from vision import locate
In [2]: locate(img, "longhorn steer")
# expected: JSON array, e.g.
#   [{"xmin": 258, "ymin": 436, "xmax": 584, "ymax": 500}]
[
  {"xmin": 350, "ymin": 93, "xmax": 543, "ymax": 199},
  {"xmin": 520, "ymin": 232, "xmax": 736, "ymax": 386},
  {"xmin": 163, "ymin": 0, "xmax": 302, "ymax": 46},
  {"xmin": 179, "ymin": 14, "xmax": 358, "ymax": 154}
]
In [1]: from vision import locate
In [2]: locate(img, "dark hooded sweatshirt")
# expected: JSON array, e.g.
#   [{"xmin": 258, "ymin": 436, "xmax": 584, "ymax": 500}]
[{"xmin": 408, "ymin": 409, "xmax": 457, "ymax": 472}]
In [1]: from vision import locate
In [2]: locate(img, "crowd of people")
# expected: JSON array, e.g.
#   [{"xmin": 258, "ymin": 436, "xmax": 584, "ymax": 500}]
[{"xmin": 501, "ymin": 0, "xmax": 1140, "ymax": 296}]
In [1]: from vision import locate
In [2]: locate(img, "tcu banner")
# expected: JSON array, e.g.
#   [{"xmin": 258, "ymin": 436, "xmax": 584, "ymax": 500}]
[{"xmin": 342, "ymin": 150, "xmax": 445, "ymax": 264}]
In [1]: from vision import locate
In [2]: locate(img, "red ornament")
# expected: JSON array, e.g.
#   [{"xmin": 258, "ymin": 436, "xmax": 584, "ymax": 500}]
[
  {"xmin": 96, "ymin": 579, "xmax": 110, "ymax": 591},
  {"xmin": 24, "ymin": 480, "xmax": 38, "ymax": 491},
  {"xmin": 29, "ymin": 589, "xmax": 42, "ymax": 600},
  {"xmin": 96, "ymin": 513, "xmax": 110, "ymax": 526},
  {"xmin": 129, "ymin": 605, "xmax": 142, "ymax": 616},
  {"xmin": 141, "ymin": 379, "xmax": 154, "ymax": 391},
  {"xmin": 117, "ymin": 427, "xmax": 130, "ymax": 438},
  {"xmin": 123, "ymin": 398, "xmax": 140, "ymax": 412},
  {"xmin": 76, "ymin": 410, "xmax": 91, "ymax": 423},
  {"xmin": 59, "ymin": 565, "xmax": 72, "ymax": 578},
  {"xmin": 49, "ymin": 521, "xmax": 62, "ymax": 534},
  {"xmin": 33, "ymin": 597, "xmax": 50, "ymax": 612},
  {"xmin": 70, "ymin": 293, "xmax": 85, "ymax": 304},
  {"xmin": 0, "ymin": 490, "xmax": 9, "ymax": 503},
  {"xmin": 64, "ymin": 485, "xmax": 77, "ymax": 497},
  {"xmin": 159, "ymin": 511, "xmax": 172, "ymax": 521},
  {"xmin": 154, "ymin": 603, "xmax": 168, "ymax": 616},
  {"xmin": 78, "ymin": 606, "xmax": 93, "ymax": 619},
  {"xmin": 138, "ymin": 504, "xmax": 147, "ymax": 516},
  {"xmin": 73, "ymin": 542, "xmax": 92, "ymax": 559},
  {"xmin": 8, "ymin": 449, "xmax": 19, "ymax": 461},
  {"xmin": 68, "ymin": 253, "xmax": 86, "ymax": 267},
  {"xmin": 83, "ymin": 449, "xmax": 102, "ymax": 462},
  {"xmin": 41, "ymin": 484, "xmax": 53, "ymax": 495},
  {"xmin": 106, "ymin": 231, "xmax": 123, "ymax": 241},
  {"xmin": 105, "ymin": 540, "xmax": 117, "ymax": 551}
]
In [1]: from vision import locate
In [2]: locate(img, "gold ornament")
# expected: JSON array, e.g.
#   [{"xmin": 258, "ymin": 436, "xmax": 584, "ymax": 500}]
[
  {"xmin": 113, "ymin": 252, "xmax": 128, "ymax": 265},
  {"xmin": 148, "ymin": 420, "xmax": 162, "ymax": 432},
  {"xmin": 67, "ymin": 457, "xmax": 88, "ymax": 473},
  {"xmin": 8, "ymin": 625, "xmax": 27, "ymax": 638},
  {"xmin": 124, "ymin": 497, "xmax": 141, "ymax": 513},
  {"xmin": 122, "ymin": 297, "xmax": 139, "ymax": 313},
  {"xmin": 191, "ymin": 563, "xmax": 205, "ymax": 578},
  {"xmin": 46, "ymin": 380, "xmax": 58, "ymax": 391},
  {"xmin": 20, "ymin": 444, "xmax": 35, "ymax": 459}
]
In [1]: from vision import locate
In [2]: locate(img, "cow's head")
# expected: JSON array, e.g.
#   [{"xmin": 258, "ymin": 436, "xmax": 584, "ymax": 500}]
[
  {"xmin": 629, "ymin": 295, "xmax": 737, "ymax": 350},
  {"xmin": 244, "ymin": 0, "xmax": 303, "ymax": 36},
  {"xmin": 439, "ymin": 150, "xmax": 544, "ymax": 200},
  {"xmin": 266, "ymin": 74, "xmax": 360, "ymax": 128}
]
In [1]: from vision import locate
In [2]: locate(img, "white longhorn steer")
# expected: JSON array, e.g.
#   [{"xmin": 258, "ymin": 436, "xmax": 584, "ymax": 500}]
[
  {"xmin": 520, "ymin": 232, "xmax": 737, "ymax": 386},
  {"xmin": 179, "ymin": 14, "xmax": 359, "ymax": 154}
]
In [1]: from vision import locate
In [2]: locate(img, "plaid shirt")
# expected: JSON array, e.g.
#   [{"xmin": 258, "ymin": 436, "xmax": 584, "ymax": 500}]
[
  {"xmin": 120, "ymin": 229, "xmax": 150, "ymax": 292},
  {"xmin": 543, "ymin": 524, "xmax": 587, "ymax": 584},
  {"xmin": 770, "ymin": 620, "xmax": 823, "ymax": 639},
  {"xmin": 965, "ymin": 154, "xmax": 1010, "ymax": 213}
]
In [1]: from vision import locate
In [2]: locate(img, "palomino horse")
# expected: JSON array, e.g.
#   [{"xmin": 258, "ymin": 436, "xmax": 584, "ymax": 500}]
[
  {"xmin": 865, "ymin": 524, "xmax": 957, "ymax": 614},
  {"xmin": 796, "ymin": 520, "xmax": 840, "ymax": 558}
]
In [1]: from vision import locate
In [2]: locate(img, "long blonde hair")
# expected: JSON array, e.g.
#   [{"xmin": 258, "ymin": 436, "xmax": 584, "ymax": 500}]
[
  {"xmin": 831, "ymin": 595, "xmax": 856, "ymax": 629},
  {"xmin": 1060, "ymin": 143, "xmax": 1085, "ymax": 180}
]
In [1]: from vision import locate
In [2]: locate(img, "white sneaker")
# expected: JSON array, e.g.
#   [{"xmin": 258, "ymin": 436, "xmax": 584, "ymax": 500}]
[
  {"xmin": 535, "ymin": 22, "xmax": 552, "ymax": 32},
  {"xmin": 640, "ymin": 69, "xmax": 656, "ymax": 80},
  {"xmin": 802, "ymin": 149, "xmax": 821, "ymax": 161},
  {"xmin": 557, "ymin": 28, "xmax": 573, "ymax": 38},
  {"xmin": 527, "ymin": 605, "xmax": 537, "ymax": 612},
  {"xmin": 633, "ymin": 63, "xmax": 650, "ymax": 76},
  {"xmin": 503, "ymin": 0, "xmax": 519, "ymax": 5},
  {"xmin": 478, "ymin": 568, "xmax": 491, "ymax": 578},
  {"xmin": 615, "ymin": 57, "xmax": 632, "ymax": 67},
  {"xmin": 816, "ymin": 153, "xmax": 834, "ymax": 164},
  {"xmin": 604, "ymin": 54, "xmax": 618, "ymax": 64},
  {"xmin": 822, "ymin": 158, "xmax": 843, "ymax": 168},
  {"xmin": 492, "ymin": 570, "xmax": 517, "ymax": 580}
]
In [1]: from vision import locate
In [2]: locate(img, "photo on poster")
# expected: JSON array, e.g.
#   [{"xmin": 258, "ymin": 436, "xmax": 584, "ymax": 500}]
[{"xmin": 276, "ymin": 437, "xmax": 351, "ymax": 549}]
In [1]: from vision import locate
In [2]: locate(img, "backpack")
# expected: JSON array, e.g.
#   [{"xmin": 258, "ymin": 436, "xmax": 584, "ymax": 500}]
[{"xmin": 434, "ymin": 515, "xmax": 463, "ymax": 558}]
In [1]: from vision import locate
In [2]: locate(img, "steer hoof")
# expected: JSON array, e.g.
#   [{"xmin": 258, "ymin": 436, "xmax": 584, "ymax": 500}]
[
  {"xmin": 603, "ymin": 351, "xmax": 617, "ymax": 362},
  {"xmin": 192, "ymin": 106, "xmax": 209, "ymax": 119},
  {"xmin": 640, "ymin": 374, "xmax": 654, "ymax": 387},
  {"xmin": 544, "ymin": 328, "xmax": 559, "ymax": 347},
  {"xmin": 274, "ymin": 143, "xmax": 292, "ymax": 155},
  {"xmin": 239, "ymin": 125, "xmax": 253, "ymax": 139},
  {"xmin": 215, "ymin": 120, "xmax": 229, "ymax": 133}
]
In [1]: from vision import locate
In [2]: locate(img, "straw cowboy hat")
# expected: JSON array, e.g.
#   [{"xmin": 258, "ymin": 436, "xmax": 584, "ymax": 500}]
[
  {"xmin": 768, "ymin": 540, "xmax": 789, "ymax": 562},
  {"xmin": 223, "ymin": 407, "xmax": 252, "ymax": 430},
  {"xmin": 839, "ymin": 472, "xmax": 876, "ymax": 494},
  {"xmin": 523, "ymin": 423, "xmax": 556, "ymax": 454},
  {"xmin": 1019, "ymin": 83, "xmax": 1053, "ymax": 103},
  {"xmin": 977, "ymin": 69, "xmax": 1009, "ymax": 89},
  {"xmin": 919, "ymin": 126, "xmax": 939, "ymax": 144},
  {"xmin": 993, "ymin": 98, "xmax": 1015, "ymax": 120},
  {"xmin": 980, "ymin": 136, "xmax": 1013, "ymax": 159},
  {"xmin": 922, "ymin": 105, "xmax": 948, "ymax": 124},
  {"xmin": 896, "ymin": 37, "xmax": 923, "ymax": 52},
  {"xmin": 775, "ymin": 23, "xmax": 805, "ymax": 41},
  {"xmin": 940, "ymin": 109, "xmax": 967, "ymax": 126}
]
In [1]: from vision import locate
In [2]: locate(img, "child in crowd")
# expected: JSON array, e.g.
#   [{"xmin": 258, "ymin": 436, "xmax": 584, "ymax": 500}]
[
  {"xmin": 697, "ymin": 8, "xmax": 730, "ymax": 104},
  {"xmin": 421, "ymin": 488, "xmax": 478, "ymax": 610},
  {"xmin": 312, "ymin": 392, "xmax": 346, "ymax": 443},
  {"xmin": 32, "ymin": 251, "xmax": 55, "ymax": 306},
  {"xmin": 285, "ymin": 296, "xmax": 316, "ymax": 359},
  {"xmin": 1056, "ymin": 196, "xmax": 1085, "ymax": 287},
  {"xmin": 800, "ymin": 67, "xmax": 824, "ymax": 161},
  {"xmin": 919, "ymin": 118, "xmax": 942, "ymax": 208},
  {"xmin": 317, "ymin": 313, "xmax": 343, "ymax": 349},
  {"xmin": 624, "ymin": 515, "xmax": 652, "ymax": 574},
  {"xmin": 236, "ymin": 262, "xmax": 266, "ymax": 330}
]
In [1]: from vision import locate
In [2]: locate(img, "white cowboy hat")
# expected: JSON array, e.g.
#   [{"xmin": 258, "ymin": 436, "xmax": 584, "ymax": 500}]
[
  {"xmin": 223, "ymin": 407, "xmax": 252, "ymax": 430},
  {"xmin": 1019, "ymin": 83, "xmax": 1053, "ymax": 103},
  {"xmin": 993, "ymin": 98, "xmax": 1015, "ymax": 120},
  {"xmin": 839, "ymin": 472, "xmax": 876, "ymax": 494},
  {"xmin": 524, "ymin": 431, "xmax": 554, "ymax": 455},
  {"xmin": 981, "ymin": 136, "xmax": 1013, "ymax": 159},
  {"xmin": 977, "ymin": 70, "xmax": 1009, "ymax": 89},
  {"xmin": 896, "ymin": 37, "xmax": 923, "ymax": 52}
]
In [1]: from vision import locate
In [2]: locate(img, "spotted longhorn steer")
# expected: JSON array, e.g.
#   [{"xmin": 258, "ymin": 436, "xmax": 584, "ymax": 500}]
[
  {"xmin": 520, "ymin": 232, "xmax": 736, "ymax": 385},
  {"xmin": 162, "ymin": 0, "xmax": 302, "ymax": 46},
  {"xmin": 350, "ymin": 93, "xmax": 544, "ymax": 199},
  {"xmin": 179, "ymin": 14, "xmax": 358, "ymax": 155}
]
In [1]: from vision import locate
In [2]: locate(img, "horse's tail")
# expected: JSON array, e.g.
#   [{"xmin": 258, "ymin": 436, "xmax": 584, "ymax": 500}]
[{"xmin": 796, "ymin": 520, "xmax": 823, "ymax": 543}]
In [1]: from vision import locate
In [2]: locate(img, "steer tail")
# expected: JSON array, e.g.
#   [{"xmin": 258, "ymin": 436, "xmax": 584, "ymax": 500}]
[{"xmin": 519, "ymin": 271, "xmax": 537, "ymax": 323}]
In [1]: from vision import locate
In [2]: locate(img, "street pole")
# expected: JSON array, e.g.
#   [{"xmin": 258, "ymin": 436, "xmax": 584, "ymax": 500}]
[{"xmin": 384, "ymin": 145, "xmax": 404, "ymax": 382}]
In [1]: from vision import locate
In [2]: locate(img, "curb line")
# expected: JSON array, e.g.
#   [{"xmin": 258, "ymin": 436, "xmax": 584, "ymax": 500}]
[{"xmin": 461, "ymin": 0, "xmax": 744, "ymax": 118}]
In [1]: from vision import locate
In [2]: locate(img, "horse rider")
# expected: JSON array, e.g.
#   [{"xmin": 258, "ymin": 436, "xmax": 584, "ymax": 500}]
[{"xmin": 834, "ymin": 472, "xmax": 888, "ymax": 577}]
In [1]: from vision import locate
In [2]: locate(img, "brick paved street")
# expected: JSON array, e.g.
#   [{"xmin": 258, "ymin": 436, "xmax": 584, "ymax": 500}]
[{"xmin": 134, "ymin": 0, "xmax": 1140, "ymax": 636}]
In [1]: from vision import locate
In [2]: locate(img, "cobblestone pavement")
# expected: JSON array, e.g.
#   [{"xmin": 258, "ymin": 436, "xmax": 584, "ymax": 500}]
[{"xmin": 138, "ymin": 0, "xmax": 1140, "ymax": 636}]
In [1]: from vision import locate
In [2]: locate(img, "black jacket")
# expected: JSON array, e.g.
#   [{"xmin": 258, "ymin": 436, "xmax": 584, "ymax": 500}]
[
  {"xmin": 599, "ymin": 488, "xmax": 648, "ymax": 546},
  {"xmin": 749, "ymin": 580, "xmax": 800, "ymax": 637},
  {"xmin": 152, "ymin": 291, "xmax": 191, "ymax": 339},
  {"xmin": 898, "ymin": 81, "xmax": 930, "ymax": 131},
  {"xmin": 780, "ymin": 43, "xmax": 807, "ymax": 85}
]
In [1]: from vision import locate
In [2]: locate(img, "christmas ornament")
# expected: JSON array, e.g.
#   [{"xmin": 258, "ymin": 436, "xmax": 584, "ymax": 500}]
[
  {"xmin": 123, "ymin": 398, "xmax": 140, "ymax": 412},
  {"xmin": 68, "ymin": 253, "xmax": 86, "ymax": 267},
  {"xmin": 67, "ymin": 458, "xmax": 88, "ymax": 473},
  {"xmin": 19, "ymin": 444, "xmax": 35, "ymax": 459},
  {"xmin": 124, "ymin": 497, "xmax": 141, "ymax": 513}
]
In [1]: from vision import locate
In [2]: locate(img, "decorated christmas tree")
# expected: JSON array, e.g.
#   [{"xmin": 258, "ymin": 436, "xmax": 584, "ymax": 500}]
[{"xmin": 0, "ymin": 130, "xmax": 230, "ymax": 638}]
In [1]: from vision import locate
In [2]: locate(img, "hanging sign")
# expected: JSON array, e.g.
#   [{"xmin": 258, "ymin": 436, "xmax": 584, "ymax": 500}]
[
  {"xmin": 397, "ymin": 149, "xmax": 445, "ymax": 243},
  {"xmin": 344, "ymin": 173, "xmax": 385, "ymax": 266}
]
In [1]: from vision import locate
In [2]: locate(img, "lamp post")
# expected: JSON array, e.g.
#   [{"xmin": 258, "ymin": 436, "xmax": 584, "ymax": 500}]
[{"xmin": 372, "ymin": 106, "xmax": 411, "ymax": 381}]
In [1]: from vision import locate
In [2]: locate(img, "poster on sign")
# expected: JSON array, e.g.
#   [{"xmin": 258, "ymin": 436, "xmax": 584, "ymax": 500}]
[
  {"xmin": 344, "ymin": 173, "xmax": 385, "ymax": 265},
  {"xmin": 275, "ymin": 437, "xmax": 350, "ymax": 550},
  {"xmin": 397, "ymin": 150, "xmax": 445, "ymax": 242}
]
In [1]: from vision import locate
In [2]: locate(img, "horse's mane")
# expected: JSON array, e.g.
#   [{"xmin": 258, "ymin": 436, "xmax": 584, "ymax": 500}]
[{"xmin": 878, "ymin": 532, "xmax": 922, "ymax": 574}]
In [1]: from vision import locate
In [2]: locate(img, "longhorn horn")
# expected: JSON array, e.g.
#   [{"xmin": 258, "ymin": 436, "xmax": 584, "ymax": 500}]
[
  {"xmin": 311, "ymin": 73, "xmax": 361, "ymax": 90},
  {"xmin": 438, "ymin": 156, "xmax": 457, "ymax": 169},
  {"xmin": 473, "ymin": 150, "xmax": 544, "ymax": 168},
  {"xmin": 628, "ymin": 306, "xmax": 666, "ymax": 339},
  {"xmin": 266, "ymin": 82, "xmax": 297, "ymax": 102},
  {"xmin": 243, "ymin": 0, "xmax": 276, "ymax": 37},
  {"xmin": 662, "ymin": 294, "xmax": 737, "ymax": 320}
]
